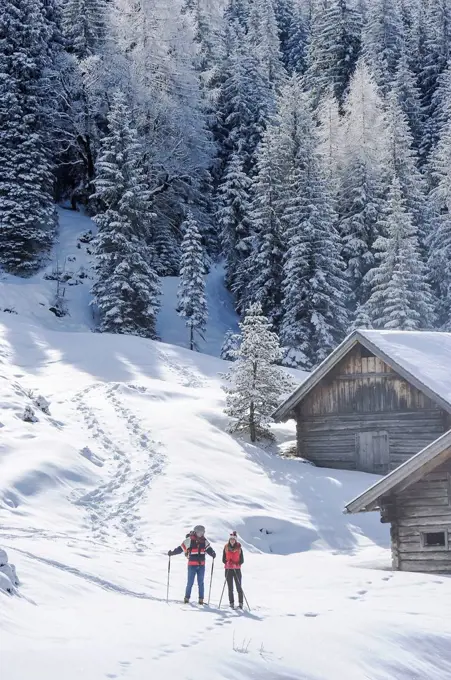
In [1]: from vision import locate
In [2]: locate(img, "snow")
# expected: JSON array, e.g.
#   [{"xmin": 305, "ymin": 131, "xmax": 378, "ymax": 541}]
[
  {"xmin": 0, "ymin": 207, "xmax": 239, "ymax": 356},
  {"xmin": 158, "ymin": 262, "xmax": 239, "ymax": 356},
  {"xmin": 1, "ymin": 313, "xmax": 451, "ymax": 679},
  {"xmin": 360, "ymin": 329, "xmax": 451, "ymax": 407},
  {"xmin": 1, "ymin": 210, "xmax": 451, "ymax": 680}
]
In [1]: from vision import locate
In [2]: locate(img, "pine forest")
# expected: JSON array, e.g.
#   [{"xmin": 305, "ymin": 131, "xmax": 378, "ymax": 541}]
[{"xmin": 2, "ymin": 0, "xmax": 451, "ymax": 369}]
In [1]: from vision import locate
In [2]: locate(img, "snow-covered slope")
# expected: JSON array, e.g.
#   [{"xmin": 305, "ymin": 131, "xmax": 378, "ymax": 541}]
[
  {"xmin": 1, "ymin": 315, "xmax": 451, "ymax": 680},
  {"xmin": 0, "ymin": 208, "xmax": 238, "ymax": 356}
]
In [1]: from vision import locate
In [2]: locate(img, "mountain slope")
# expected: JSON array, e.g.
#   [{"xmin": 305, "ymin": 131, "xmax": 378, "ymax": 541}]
[{"xmin": 1, "ymin": 316, "xmax": 451, "ymax": 680}]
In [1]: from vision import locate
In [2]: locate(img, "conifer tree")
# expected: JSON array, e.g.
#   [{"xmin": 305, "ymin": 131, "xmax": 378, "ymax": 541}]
[
  {"xmin": 280, "ymin": 84, "xmax": 349, "ymax": 369},
  {"xmin": 215, "ymin": 20, "xmax": 268, "ymax": 177},
  {"xmin": 223, "ymin": 303, "xmax": 294, "ymax": 442},
  {"xmin": 305, "ymin": 0, "xmax": 362, "ymax": 106},
  {"xmin": 217, "ymin": 151, "xmax": 253, "ymax": 293},
  {"xmin": 317, "ymin": 88, "xmax": 342, "ymax": 199},
  {"xmin": 274, "ymin": 0, "xmax": 307, "ymax": 75},
  {"xmin": 91, "ymin": 92, "xmax": 160, "ymax": 338},
  {"xmin": 0, "ymin": 0, "xmax": 57, "ymax": 274},
  {"xmin": 224, "ymin": 0, "xmax": 250, "ymax": 29},
  {"xmin": 220, "ymin": 329, "xmax": 241, "ymax": 360},
  {"xmin": 248, "ymin": 0, "xmax": 286, "ymax": 92},
  {"xmin": 385, "ymin": 90, "xmax": 428, "ymax": 247},
  {"xmin": 61, "ymin": 0, "xmax": 106, "ymax": 58},
  {"xmin": 244, "ymin": 134, "xmax": 285, "ymax": 326},
  {"xmin": 177, "ymin": 212, "xmax": 208, "ymax": 351},
  {"xmin": 419, "ymin": 0, "xmax": 451, "ymax": 157},
  {"xmin": 362, "ymin": 0, "xmax": 405, "ymax": 93},
  {"xmin": 394, "ymin": 51, "xmax": 424, "ymax": 151},
  {"xmin": 338, "ymin": 59, "xmax": 389, "ymax": 320},
  {"xmin": 362, "ymin": 176, "xmax": 434, "ymax": 330},
  {"xmin": 427, "ymin": 115, "xmax": 451, "ymax": 328}
]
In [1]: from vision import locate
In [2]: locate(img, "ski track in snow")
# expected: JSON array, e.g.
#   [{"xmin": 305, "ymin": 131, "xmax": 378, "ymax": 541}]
[{"xmin": 72, "ymin": 383, "xmax": 165, "ymax": 553}]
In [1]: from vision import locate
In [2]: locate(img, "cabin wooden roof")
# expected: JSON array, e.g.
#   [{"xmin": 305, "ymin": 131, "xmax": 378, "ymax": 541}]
[
  {"xmin": 273, "ymin": 329, "xmax": 451, "ymax": 421},
  {"xmin": 344, "ymin": 429, "xmax": 451, "ymax": 514}
]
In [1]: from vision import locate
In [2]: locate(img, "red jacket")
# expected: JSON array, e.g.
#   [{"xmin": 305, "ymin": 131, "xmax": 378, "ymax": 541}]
[{"xmin": 222, "ymin": 541, "xmax": 244, "ymax": 570}]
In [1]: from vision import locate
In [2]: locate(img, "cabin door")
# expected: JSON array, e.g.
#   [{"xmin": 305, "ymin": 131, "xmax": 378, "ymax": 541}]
[{"xmin": 356, "ymin": 431, "xmax": 390, "ymax": 474}]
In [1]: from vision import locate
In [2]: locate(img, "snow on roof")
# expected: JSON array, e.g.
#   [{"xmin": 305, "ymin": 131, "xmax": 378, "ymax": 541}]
[
  {"xmin": 274, "ymin": 329, "xmax": 451, "ymax": 421},
  {"xmin": 359, "ymin": 330, "xmax": 451, "ymax": 409}
]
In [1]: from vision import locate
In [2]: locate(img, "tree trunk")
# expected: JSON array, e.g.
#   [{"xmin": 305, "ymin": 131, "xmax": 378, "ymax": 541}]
[
  {"xmin": 249, "ymin": 400, "xmax": 256, "ymax": 442},
  {"xmin": 249, "ymin": 360, "xmax": 258, "ymax": 442},
  {"xmin": 190, "ymin": 325, "xmax": 194, "ymax": 351}
]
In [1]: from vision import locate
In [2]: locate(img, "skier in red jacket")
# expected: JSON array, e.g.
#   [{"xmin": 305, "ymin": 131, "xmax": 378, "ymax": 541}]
[{"xmin": 222, "ymin": 531, "xmax": 244, "ymax": 609}]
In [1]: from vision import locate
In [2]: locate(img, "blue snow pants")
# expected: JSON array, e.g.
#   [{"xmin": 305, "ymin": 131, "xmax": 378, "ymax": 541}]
[{"xmin": 185, "ymin": 564, "xmax": 205, "ymax": 600}]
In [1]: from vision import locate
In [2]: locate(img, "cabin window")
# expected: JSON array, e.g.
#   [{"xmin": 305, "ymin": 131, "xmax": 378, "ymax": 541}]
[{"xmin": 420, "ymin": 530, "xmax": 449, "ymax": 550}]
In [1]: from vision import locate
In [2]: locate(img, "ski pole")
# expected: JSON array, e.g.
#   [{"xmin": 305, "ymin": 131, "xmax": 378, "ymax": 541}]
[
  {"xmin": 166, "ymin": 556, "xmax": 171, "ymax": 604},
  {"xmin": 207, "ymin": 558, "xmax": 215, "ymax": 605},
  {"xmin": 233, "ymin": 569, "xmax": 251, "ymax": 611},
  {"xmin": 218, "ymin": 574, "xmax": 227, "ymax": 609}
]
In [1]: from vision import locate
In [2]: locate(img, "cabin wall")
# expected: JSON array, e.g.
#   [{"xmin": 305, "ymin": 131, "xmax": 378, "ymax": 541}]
[
  {"xmin": 388, "ymin": 460, "xmax": 451, "ymax": 573},
  {"xmin": 296, "ymin": 344, "xmax": 449, "ymax": 472}
]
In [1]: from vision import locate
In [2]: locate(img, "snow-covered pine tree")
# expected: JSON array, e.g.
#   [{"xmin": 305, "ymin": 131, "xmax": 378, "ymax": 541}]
[
  {"xmin": 385, "ymin": 90, "xmax": 429, "ymax": 249},
  {"xmin": 243, "ymin": 133, "xmax": 285, "ymax": 327},
  {"xmin": 362, "ymin": 0, "xmax": 405, "ymax": 93},
  {"xmin": 0, "ymin": 0, "xmax": 58, "ymax": 274},
  {"xmin": 361, "ymin": 175, "xmax": 435, "ymax": 330},
  {"xmin": 214, "ymin": 20, "xmax": 267, "ymax": 178},
  {"xmin": 317, "ymin": 87, "xmax": 342, "ymax": 200},
  {"xmin": 91, "ymin": 91, "xmax": 160, "ymax": 338},
  {"xmin": 427, "ymin": 114, "xmax": 451, "ymax": 328},
  {"xmin": 220, "ymin": 329, "xmax": 241, "ymax": 360},
  {"xmin": 223, "ymin": 303, "xmax": 294, "ymax": 442},
  {"xmin": 274, "ymin": 0, "xmax": 307, "ymax": 75},
  {"xmin": 177, "ymin": 211, "xmax": 208, "ymax": 351},
  {"xmin": 393, "ymin": 50, "xmax": 424, "ymax": 151},
  {"xmin": 419, "ymin": 0, "xmax": 451, "ymax": 158},
  {"xmin": 305, "ymin": 0, "xmax": 362, "ymax": 107},
  {"xmin": 280, "ymin": 83, "xmax": 349, "ymax": 370},
  {"xmin": 61, "ymin": 0, "xmax": 107, "ymax": 58},
  {"xmin": 217, "ymin": 151, "xmax": 253, "ymax": 294},
  {"xmin": 223, "ymin": 0, "xmax": 250, "ymax": 29},
  {"xmin": 247, "ymin": 0, "xmax": 286, "ymax": 92},
  {"xmin": 338, "ymin": 59, "xmax": 390, "ymax": 318}
]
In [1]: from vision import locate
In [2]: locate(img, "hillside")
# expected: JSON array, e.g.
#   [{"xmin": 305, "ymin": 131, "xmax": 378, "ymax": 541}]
[{"xmin": 1, "ymin": 311, "xmax": 451, "ymax": 679}]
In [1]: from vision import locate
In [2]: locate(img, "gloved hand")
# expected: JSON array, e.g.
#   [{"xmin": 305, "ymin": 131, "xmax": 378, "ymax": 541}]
[
  {"xmin": 211, "ymin": 550, "xmax": 216, "ymax": 559},
  {"xmin": 168, "ymin": 550, "xmax": 173, "ymax": 556}
]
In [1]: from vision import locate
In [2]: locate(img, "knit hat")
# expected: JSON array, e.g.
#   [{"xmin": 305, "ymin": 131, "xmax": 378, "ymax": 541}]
[{"xmin": 229, "ymin": 531, "xmax": 237, "ymax": 540}]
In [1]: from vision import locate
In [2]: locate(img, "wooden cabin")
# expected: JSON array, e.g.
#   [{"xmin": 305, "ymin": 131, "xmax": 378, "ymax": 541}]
[
  {"xmin": 274, "ymin": 330, "xmax": 451, "ymax": 474},
  {"xmin": 345, "ymin": 430, "xmax": 451, "ymax": 573}
]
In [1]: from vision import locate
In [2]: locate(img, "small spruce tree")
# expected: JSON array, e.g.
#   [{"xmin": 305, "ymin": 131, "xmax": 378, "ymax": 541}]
[
  {"xmin": 223, "ymin": 303, "xmax": 294, "ymax": 442},
  {"xmin": 177, "ymin": 212, "xmax": 208, "ymax": 351}
]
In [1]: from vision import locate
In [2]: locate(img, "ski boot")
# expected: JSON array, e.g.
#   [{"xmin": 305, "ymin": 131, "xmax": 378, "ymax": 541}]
[
  {"xmin": 198, "ymin": 598, "xmax": 204, "ymax": 605},
  {"xmin": 230, "ymin": 602, "xmax": 235, "ymax": 610},
  {"xmin": 238, "ymin": 602, "xmax": 243, "ymax": 610},
  {"xmin": 184, "ymin": 597, "xmax": 189, "ymax": 604}
]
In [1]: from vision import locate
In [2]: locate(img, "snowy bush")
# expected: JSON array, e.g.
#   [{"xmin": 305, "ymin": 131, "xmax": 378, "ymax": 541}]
[
  {"xmin": 22, "ymin": 405, "xmax": 38, "ymax": 423},
  {"xmin": 0, "ymin": 549, "xmax": 19, "ymax": 595},
  {"xmin": 34, "ymin": 395, "xmax": 51, "ymax": 415}
]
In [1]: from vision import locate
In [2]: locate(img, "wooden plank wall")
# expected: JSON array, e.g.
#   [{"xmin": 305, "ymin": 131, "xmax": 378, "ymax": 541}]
[
  {"xmin": 389, "ymin": 458, "xmax": 451, "ymax": 573},
  {"xmin": 297, "ymin": 344, "xmax": 448, "ymax": 470}
]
